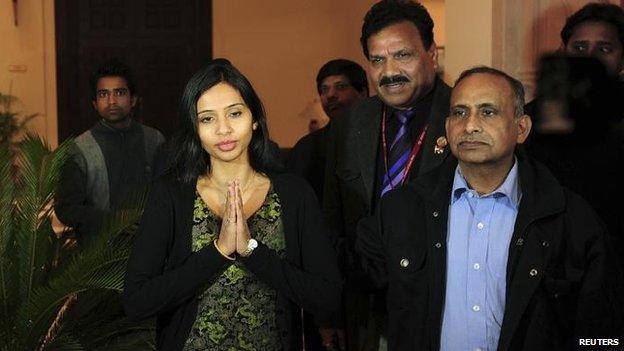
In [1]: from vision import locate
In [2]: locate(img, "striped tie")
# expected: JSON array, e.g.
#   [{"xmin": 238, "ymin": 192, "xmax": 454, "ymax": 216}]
[{"xmin": 381, "ymin": 109, "xmax": 416, "ymax": 196}]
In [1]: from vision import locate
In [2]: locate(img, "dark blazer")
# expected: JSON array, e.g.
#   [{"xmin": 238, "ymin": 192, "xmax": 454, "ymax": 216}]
[
  {"xmin": 524, "ymin": 99, "xmax": 624, "ymax": 275},
  {"xmin": 323, "ymin": 78, "xmax": 451, "ymax": 286},
  {"xmin": 286, "ymin": 124, "xmax": 330, "ymax": 203},
  {"xmin": 356, "ymin": 154, "xmax": 624, "ymax": 350},
  {"xmin": 123, "ymin": 171, "xmax": 342, "ymax": 351}
]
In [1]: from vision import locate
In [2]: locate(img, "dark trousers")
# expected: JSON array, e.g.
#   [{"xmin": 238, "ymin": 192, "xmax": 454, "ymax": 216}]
[{"xmin": 344, "ymin": 290, "xmax": 385, "ymax": 351}]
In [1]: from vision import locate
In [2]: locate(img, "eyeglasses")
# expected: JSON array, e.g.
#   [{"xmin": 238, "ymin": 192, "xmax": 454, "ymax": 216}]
[{"xmin": 96, "ymin": 88, "xmax": 130, "ymax": 99}]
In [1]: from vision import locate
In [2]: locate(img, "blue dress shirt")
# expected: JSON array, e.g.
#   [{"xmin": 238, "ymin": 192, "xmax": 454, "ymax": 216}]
[{"xmin": 440, "ymin": 160, "xmax": 521, "ymax": 351}]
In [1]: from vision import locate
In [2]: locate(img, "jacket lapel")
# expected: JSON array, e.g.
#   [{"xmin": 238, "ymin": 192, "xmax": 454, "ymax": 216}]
[
  {"xmin": 356, "ymin": 80, "xmax": 451, "ymax": 203},
  {"xmin": 497, "ymin": 210, "xmax": 550, "ymax": 351},
  {"xmin": 497, "ymin": 155, "xmax": 565, "ymax": 351},
  {"xmin": 180, "ymin": 179, "xmax": 196, "ymax": 248},
  {"xmin": 356, "ymin": 98, "xmax": 383, "ymax": 205},
  {"xmin": 417, "ymin": 157, "xmax": 457, "ymax": 350},
  {"xmin": 419, "ymin": 80, "xmax": 452, "ymax": 176}
]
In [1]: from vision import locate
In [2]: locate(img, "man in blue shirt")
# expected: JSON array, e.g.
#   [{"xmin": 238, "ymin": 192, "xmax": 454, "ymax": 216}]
[{"xmin": 357, "ymin": 66, "xmax": 623, "ymax": 350}]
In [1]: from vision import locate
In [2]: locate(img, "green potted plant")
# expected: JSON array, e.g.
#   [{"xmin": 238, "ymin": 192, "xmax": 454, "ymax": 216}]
[{"xmin": 0, "ymin": 134, "xmax": 154, "ymax": 350}]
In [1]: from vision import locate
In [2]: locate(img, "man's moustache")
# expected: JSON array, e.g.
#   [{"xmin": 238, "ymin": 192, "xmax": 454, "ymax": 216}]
[{"xmin": 379, "ymin": 75, "xmax": 409, "ymax": 87}]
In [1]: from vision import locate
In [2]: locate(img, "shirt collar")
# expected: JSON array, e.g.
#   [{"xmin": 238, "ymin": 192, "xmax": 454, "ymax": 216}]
[
  {"xmin": 97, "ymin": 118, "xmax": 137, "ymax": 133},
  {"xmin": 451, "ymin": 158, "xmax": 521, "ymax": 208}
]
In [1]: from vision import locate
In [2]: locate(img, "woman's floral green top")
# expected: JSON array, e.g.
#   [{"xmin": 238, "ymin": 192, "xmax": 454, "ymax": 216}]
[{"xmin": 183, "ymin": 188, "xmax": 286, "ymax": 351}]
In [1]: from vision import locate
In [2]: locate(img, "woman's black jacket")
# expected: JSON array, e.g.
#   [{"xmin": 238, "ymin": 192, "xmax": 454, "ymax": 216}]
[{"xmin": 123, "ymin": 171, "xmax": 342, "ymax": 350}]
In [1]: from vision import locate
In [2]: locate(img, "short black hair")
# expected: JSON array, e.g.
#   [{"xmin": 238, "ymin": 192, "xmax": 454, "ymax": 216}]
[
  {"xmin": 89, "ymin": 59, "xmax": 137, "ymax": 99},
  {"xmin": 561, "ymin": 3, "xmax": 624, "ymax": 49},
  {"xmin": 316, "ymin": 59, "xmax": 368, "ymax": 95},
  {"xmin": 361, "ymin": 0, "xmax": 435, "ymax": 59},
  {"xmin": 171, "ymin": 58, "xmax": 279, "ymax": 183},
  {"xmin": 454, "ymin": 66, "xmax": 526, "ymax": 118}
]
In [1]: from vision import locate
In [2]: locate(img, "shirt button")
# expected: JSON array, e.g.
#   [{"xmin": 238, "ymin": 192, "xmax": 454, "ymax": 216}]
[
  {"xmin": 472, "ymin": 305, "xmax": 480, "ymax": 312},
  {"xmin": 432, "ymin": 211, "xmax": 439, "ymax": 217},
  {"xmin": 473, "ymin": 263, "xmax": 480, "ymax": 270},
  {"xmin": 516, "ymin": 238, "xmax": 524, "ymax": 246},
  {"xmin": 468, "ymin": 192, "xmax": 474, "ymax": 198},
  {"xmin": 435, "ymin": 242, "xmax": 442, "ymax": 249},
  {"xmin": 477, "ymin": 222, "xmax": 484, "ymax": 230},
  {"xmin": 400, "ymin": 258, "xmax": 409, "ymax": 267},
  {"xmin": 530, "ymin": 269, "xmax": 538, "ymax": 277},
  {"xmin": 542, "ymin": 241, "xmax": 549, "ymax": 247}
]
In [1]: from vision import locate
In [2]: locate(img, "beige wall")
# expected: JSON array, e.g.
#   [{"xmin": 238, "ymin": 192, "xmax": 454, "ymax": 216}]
[
  {"xmin": 0, "ymin": 0, "xmax": 57, "ymax": 147},
  {"xmin": 445, "ymin": 0, "xmax": 493, "ymax": 83}
]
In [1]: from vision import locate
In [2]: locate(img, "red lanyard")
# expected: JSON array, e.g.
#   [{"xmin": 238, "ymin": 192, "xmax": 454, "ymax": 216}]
[{"xmin": 381, "ymin": 107, "xmax": 428, "ymax": 189}]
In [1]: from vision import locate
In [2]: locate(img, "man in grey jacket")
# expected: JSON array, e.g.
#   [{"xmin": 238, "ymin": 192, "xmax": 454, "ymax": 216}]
[{"xmin": 55, "ymin": 59, "xmax": 164, "ymax": 245}]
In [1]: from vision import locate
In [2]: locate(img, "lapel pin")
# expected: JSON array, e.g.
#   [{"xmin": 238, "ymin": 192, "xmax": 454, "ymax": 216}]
[{"xmin": 434, "ymin": 136, "xmax": 447, "ymax": 154}]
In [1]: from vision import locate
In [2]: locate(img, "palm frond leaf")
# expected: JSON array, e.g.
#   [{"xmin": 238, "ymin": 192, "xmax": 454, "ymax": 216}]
[
  {"xmin": 53, "ymin": 290, "xmax": 155, "ymax": 350},
  {"xmin": 19, "ymin": 204, "xmax": 147, "ymax": 347},
  {"xmin": 0, "ymin": 144, "xmax": 15, "ymax": 323},
  {"xmin": 13, "ymin": 135, "xmax": 71, "ymax": 304},
  {"xmin": 42, "ymin": 333, "xmax": 84, "ymax": 351}
]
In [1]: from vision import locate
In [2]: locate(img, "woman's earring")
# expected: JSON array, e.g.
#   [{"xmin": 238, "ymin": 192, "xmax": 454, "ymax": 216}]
[{"xmin": 252, "ymin": 122, "xmax": 258, "ymax": 130}]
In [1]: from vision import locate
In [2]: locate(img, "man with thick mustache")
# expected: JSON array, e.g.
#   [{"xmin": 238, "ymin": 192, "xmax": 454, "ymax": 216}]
[
  {"xmin": 357, "ymin": 66, "xmax": 624, "ymax": 350},
  {"xmin": 323, "ymin": 1, "xmax": 451, "ymax": 350}
]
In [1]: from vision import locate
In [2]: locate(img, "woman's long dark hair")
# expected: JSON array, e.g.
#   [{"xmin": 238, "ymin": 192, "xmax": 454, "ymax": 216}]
[{"xmin": 171, "ymin": 59, "xmax": 280, "ymax": 183}]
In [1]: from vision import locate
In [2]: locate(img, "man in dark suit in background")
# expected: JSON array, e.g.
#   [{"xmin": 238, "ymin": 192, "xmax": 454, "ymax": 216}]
[
  {"xmin": 525, "ymin": 2, "xmax": 624, "ymax": 275},
  {"xmin": 288, "ymin": 58, "xmax": 367, "ymax": 351},
  {"xmin": 323, "ymin": 1, "xmax": 451, "ymax": 349},
  {"xmin": 287, "ymin": 59, "xmax": 368, "ymax": 204}
]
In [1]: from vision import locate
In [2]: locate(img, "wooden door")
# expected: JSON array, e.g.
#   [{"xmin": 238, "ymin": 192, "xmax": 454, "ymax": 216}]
[{"xmin": 55, "ymin": 0, "xmax": 212, "ymax": 140}]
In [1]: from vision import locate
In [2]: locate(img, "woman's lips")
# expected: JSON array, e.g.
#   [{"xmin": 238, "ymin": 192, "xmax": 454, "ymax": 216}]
[{"xmin": 216, "ymin": 141, "xmax": 236, "ymax": 152}]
